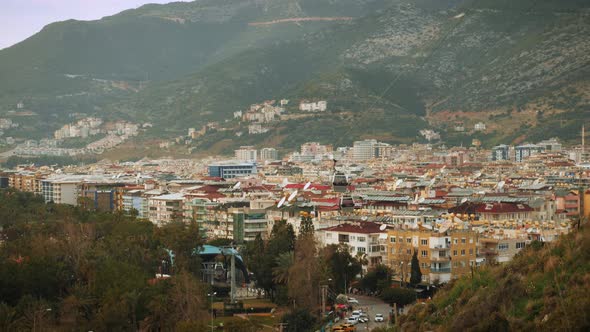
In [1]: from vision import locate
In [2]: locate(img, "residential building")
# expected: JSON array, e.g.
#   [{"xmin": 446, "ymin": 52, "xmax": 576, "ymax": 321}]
[
  {"xmin": 259, "ymin": 148, "xmax": 279, "ymax": 161},
  {"xmin": 148, "ymin": 193, "xmax": 185, "ymax": 226},
  {"xmin": 386, "ymin": 229, "xmax": 477, "ymax": 284},
  {"xmin": 353, "ymin": 139, "xmax": 378, "ymax": 161},
  {"xmin": 122, "ymin": 190, "xmax": 148, "ymax": 218},
  {"xmin": 230, "ymin": 208, "xmax": 271, "ymax": 243},
  {"xmin": 515, "ymin": 144, "xmax": 544, "ymax": 162},
  {"xmin": 235, "ymin": 146, "xmax": 257, "ymax": 162},
  {"xmin": 491, "ymin": 145, "xmax": 510, "ymax": 161},
  {"xmin": 41, "ymin": 178, "xmax": 80, "ymax": 205},
  {"xmin": 320, "ymin": 222, "xmax": 385, "ymax": 270}
]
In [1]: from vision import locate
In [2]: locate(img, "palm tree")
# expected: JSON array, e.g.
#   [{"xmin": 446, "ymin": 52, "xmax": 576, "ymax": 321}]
[
  {"xmin": 272, "ymin": 251, "xmax": 294, "ymax": 284},
  {"xmin": 355, "ymin": 252, "xmax": 369, "ymax": 278}
]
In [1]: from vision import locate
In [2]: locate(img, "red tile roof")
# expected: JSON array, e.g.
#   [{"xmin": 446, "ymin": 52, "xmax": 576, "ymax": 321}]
[
  {"xmin": 285, "ymin": 183, "xmax": 331, "ymax": 191},
  {"xmin": 322, "ymin": 221, "xmax": 384, "ymax": 234},
  {"xmin": 475, "ymin": 202, "xmax": 533, "ymax": 213}
]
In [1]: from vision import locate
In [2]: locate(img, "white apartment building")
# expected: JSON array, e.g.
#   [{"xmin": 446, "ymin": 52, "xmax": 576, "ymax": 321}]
[
  {"xmin": 148, "ymin": 193, "xmax": 185, "ymax": 226},
  {"xmin": 235, "ymin": 146, "xmax": 257, "ymax": 161},
  {"xmin": 299, "ymin": 100, "xmax": 327, "ymax": 112},
  {"xmin": 259, "ymin": 148, "xmax": 278, "ymax": 161}
]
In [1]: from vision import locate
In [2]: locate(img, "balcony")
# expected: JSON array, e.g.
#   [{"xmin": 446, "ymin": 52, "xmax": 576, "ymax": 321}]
[
  {"xmin": 479, "ymin": 248, "xmax": 498, "ymax": 255},
  {"xmin": 430, "ymin": 255, "xmax": 450, "ymax": 262},
  {"xmin": 431, "ymin": 244, "xmax": 451, "ymax": 249},
  {"xmin": 430, "ymin": 268, "xmax": 451, "ymax": 273}
]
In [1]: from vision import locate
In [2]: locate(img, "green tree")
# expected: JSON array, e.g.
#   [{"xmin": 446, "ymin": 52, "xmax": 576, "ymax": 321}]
[
  {"xmin": 410, "ymin": 251, "xmax": 422, "ymax": 286},
  {"xmin": 281, "ymin": 308, "xmax": 317, "ymax": 332},
  {"xmin": 322, "ymin": 244, "xmax": 362, "ymax": 294},
  {"xmin": 272, "ymin": 251, "xmax": 294, "ymax": 285},
  {"xmin": 361, "ymin": 264, "xmax": 392, "ymax": 293},
  {"xmin": 379, "ymin": 288, "xmax": 416, "ymax": 307},
  {"xmin": 155, "ymin": 220, "xmax": 203, "ymax": 273}
]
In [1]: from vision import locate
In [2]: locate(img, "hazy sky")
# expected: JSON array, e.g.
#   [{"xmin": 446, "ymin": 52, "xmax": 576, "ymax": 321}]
[{"xmin": 0, "ymin": 0, "xmax": 190, "ymax": 50}]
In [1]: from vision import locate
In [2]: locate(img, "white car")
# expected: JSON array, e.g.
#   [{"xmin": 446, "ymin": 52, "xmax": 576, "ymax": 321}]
[
  {"xmin": 347, "ymin": 297, "xmax": 359, "ymax": 304},
  {"xmin": 346, "ymin": 317, "xmax": 358, "ymax": 325},
  {"xmin": 374, "ymin": 313, "xmax": 384, "ymax": 322}
]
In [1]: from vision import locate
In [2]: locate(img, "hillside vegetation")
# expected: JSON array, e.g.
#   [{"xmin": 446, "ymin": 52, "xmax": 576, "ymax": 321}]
[
  {"xmin": 400, "ymin": 224, "xmax": 590, "ymax": 331},
  {"xmin": 0, "ymin": 0, "xmax": 589, "ymax": 151}
]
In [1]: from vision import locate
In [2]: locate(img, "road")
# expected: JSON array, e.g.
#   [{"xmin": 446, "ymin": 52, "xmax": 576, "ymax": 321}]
[{"xmin": 330, "ymin": 295, "xmax": 392, "ymax": 331}]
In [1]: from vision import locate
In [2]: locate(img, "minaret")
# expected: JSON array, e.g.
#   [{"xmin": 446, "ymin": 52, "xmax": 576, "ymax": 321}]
[{"xmin": 583, "ymin": 125, "xmax": 586, "ymax": 162}]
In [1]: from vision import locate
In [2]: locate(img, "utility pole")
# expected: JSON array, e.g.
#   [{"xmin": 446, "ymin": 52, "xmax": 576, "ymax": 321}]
[
  {"xmin": 231, "ymin": 252, "xmax": 236, "ymax": 302},
  {"xmin": 321, "ymin": 285, "xmax": 328, "ymax": 319}
]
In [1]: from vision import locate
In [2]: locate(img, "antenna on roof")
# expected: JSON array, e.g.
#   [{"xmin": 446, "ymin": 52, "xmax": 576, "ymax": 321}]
[
  {"xmin": 379, "ymin": 224, "xmax": 387, "ymax": 231},
  {"xmin": 393, "ymin": 179, "xmax": 403, "ymax": 190},
  {"xmin": 303, "ymin": 181, "xmax": 311, "ymax": 190},
  {"xmin": 287, "ymin": 190, "xmax": 298, "ymax": 202},
  {"xmin": 497, "ymin": 180, "xmax": 506, "ymax": 190},
  {"xmin": 277, "ymin": 196, "xmax": 286, "ymax": 208},
  {"xmin": 233, "ymin": 181, "xmax": 241, "ymax": 190}
]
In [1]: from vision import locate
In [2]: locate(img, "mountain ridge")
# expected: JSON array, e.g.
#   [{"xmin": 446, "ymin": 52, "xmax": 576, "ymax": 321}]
[{"xmin": 0, "ymin": 0, "xmax": 588, "ymax": 153}]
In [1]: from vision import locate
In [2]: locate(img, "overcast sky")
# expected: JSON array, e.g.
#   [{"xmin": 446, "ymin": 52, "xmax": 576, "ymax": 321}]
[{"xmin": 0, "ymin": 0, "xmax": 190, "ymax": 50}]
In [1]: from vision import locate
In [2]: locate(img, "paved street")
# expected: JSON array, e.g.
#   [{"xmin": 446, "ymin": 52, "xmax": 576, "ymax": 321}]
[{"xmin": 331, "ymin": 294, "xmax": 392, "ymax": 331}]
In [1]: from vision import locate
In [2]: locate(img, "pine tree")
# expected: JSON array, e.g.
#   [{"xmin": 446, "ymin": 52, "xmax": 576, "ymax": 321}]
[{"xmin": 410, "ymin": 250, "xmax": 422, "ymax": 286}]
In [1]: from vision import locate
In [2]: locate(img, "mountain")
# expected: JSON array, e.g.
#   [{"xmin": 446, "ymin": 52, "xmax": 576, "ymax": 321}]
[
  {"xmin": 0, "ymin": 0, "xmax": 589, "ymax": 152},
  {"xmin": 400, "ymin": 224, "xmax": 590, "ymax": 331}
]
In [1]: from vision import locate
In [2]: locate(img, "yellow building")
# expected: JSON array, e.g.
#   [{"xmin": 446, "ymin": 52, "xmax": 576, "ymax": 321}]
[
  {"xmin": 9, "ymin": 172, "xmax": 43, "ymax": 195},
  {"xmin": 386, "ymin": 228, "xmax": 477, "ymax": 284}
]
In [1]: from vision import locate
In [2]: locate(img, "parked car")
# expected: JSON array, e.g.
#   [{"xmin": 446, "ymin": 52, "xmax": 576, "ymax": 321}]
[
  {"xmin": 374, "ymin": 313, "xmax": 384, "ymax": 322},
  {"xmin": 347, "ymin": 297, "xmax": 359, "ymax": 304}
]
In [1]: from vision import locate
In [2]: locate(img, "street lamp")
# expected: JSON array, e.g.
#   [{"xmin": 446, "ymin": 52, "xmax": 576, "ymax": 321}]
[{"xmin": 208, "ymin": 292, "xmax": 217, "ymax": 332}]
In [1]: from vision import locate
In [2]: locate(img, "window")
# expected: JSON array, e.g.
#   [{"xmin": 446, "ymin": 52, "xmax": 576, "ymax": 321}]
[
  {"xmin": 421, "ymin": 263, "xmax": 429, "ymax": 268},
  {"xmin": 406, "ymin": 249, "xmax": 412, "ymax": 255},
  {"xmin": 469, "ymin": 238, "xmax": 473, "ymax": 244},
  {"xmin": 453, "ymin": 239, "xmax": 458, "ymax": 244},
  {"xmin": 406, "ymin": 238, "xmax": 412, "ymax": 243},
  {"xmin": 461, "ymin": 249, "xmax": 466, "ymax": 256},
  {"xmin": 460, "ymin": 261, "xmax": 466, "ymax": 267},
  {"xmin": 469, "ymin": 249, "xmax": 473, "ymax": 255},
  {"xmin": 439, "ymin": 251, "xmax": 446, "ymax": 257},
  {"xmin": 358, "ymin": 237, "xmax": 366, "ymax": 242},
  {"xmin": 357, "ymin": 247, "xmax": 366, "ymax": 253},
  {"xmin": 498, "ymin": 243, "xmax": 509, "ymax": 251},
  {"xmin": 390, "ymin": 237, "xmax": 396, "ymax": 243},
  {"xmin": 391, "ymin": 248, "xmax": 396, "ymax": 254},
  {"xmin": 350, "ymin": 236, "xmax": 356, "ymax": 241},
  {"xmin": 421, "ymin": 239, "xmax": 428, "ymax": 246},
  {"xmin": 453, "ymin": 250, "xmax": 457, "ymax": 256},
  {"xmin": 421, "ymin": 250, "xmax": 428, "ymax": 257},
  {"xmin": 338, "ymin": 234, "xmax": 349, "ymax": 243},
  {"xmin": 326, "ymin": 233, "xmax": 332, "ymax": 239},
  {"xmin": 461, "ymin": 238, "xmax": 466, "ymax": 244},
  {"xmin": 516, "ymin": 242, "xmax": 525, "ymax": 249}
]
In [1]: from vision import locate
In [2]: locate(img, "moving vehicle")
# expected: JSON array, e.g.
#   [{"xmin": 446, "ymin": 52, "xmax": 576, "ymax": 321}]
[
  {"xmin": 339, "ymin": 323, "xmax": 356, "ymax": 332},
  {"xmin": 346, "ymin": 316, "xmax": 358, "ymax": 325},
  {"xmin": 375, "ymin": 313, "xmax": 384, "ymax": 322}
]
